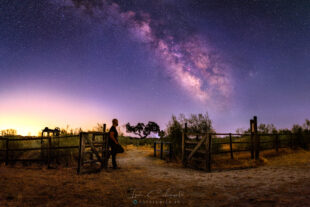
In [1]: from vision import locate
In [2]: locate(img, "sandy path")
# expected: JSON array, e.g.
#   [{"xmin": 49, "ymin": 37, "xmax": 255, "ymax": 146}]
[
  {"xmin": 118, "ymin": 147, "xmax": 310, "ymax": 207},
  {"xmin": 0, "ymin": 147, "xmax": 310, "ymax": 206}
]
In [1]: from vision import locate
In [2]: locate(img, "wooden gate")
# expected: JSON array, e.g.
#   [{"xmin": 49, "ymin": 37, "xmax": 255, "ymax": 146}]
[
  {"xmin": 77, "ymin": 125, "xmax": 109, "ymax": 174},
  {"xmin": 182, "ymin": 131, "xmax": 212, "ymax": 172},
  {"xmin": 181, "ymin": 116, "xmax": 261, "ymax": 172}
]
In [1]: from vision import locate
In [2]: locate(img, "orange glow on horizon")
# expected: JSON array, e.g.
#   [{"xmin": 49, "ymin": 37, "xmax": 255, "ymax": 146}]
[{"xmin": 0, "ymin": 91, "xmax": 113, "ymax": 136}]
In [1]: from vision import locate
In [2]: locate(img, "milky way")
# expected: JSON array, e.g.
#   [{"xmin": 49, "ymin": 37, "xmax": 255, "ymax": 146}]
[
  {"xmin": 1, "ymin": 0, "xmax": 309, "ymax": 134},
  {"xmin": 59, "ymin": 0, "xmax": 232, "ymax": 105}
]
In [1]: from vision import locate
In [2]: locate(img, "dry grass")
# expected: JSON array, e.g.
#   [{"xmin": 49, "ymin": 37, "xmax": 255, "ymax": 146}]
[
  {"xmin": 188, "ymin": 147, "xmax": 310, "ymax": 172},
  {"xmin": 124, "ymin": 144, "xmax": 153, "ymax": 151},
  {"xmin": 1, "ymin": 146, "xmax": 310, "ymax": 206},
  {"xmin": 265, "ymin": 148, "xmax": 310, "ymax": 166}
]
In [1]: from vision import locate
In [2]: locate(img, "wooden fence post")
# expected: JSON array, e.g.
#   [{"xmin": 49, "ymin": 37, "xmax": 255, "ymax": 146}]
[
  {"xmin": 154, "ymin": 142, "xmax": 156, "ymax": 157},
  {"xmin": 90, "ymin": 134, "xmax": 95, "ymax": 160},
  {"xmin": 160, "ymin": 141, "xmax": 163, "ymax": 160},
  {"xmin": 102, "ymin": 124, "xmax": 107, "ymax": 165},
  {"xmin": 254, "ymin": 116, "xmax": 260, "ymax": 160},
  {"xmin": 47, "ymin": 137, "xmax": 51, "ymax": 168},
  {"xmin": 229, "ymin": 133, "xmax": 234, "ymax": 159},
  {"xmin": 77, "ymin": 133, "xmax": 84, "ymax": 174},
  {"xmin": 103, "ymin": 124, "xmax": 106, "ymax": 133},
  {"xmin": 205, "ymin": 133, "xmax": 212, "ymax": 172},
  {"xmin": 41, "ymin": 135, "xmax": 44, "ymax": 162},
  {"xmin": 81, "ymin": 133, "xmax": 85, "ymax": 167},
  {"xmin": 102, "ymin": 124, "xmax": 106, "ymax": 162},
  {"xmin": 250, "ymin": 119, "xmax": 254, "ymax": 159},
  {"xmin": 290, "ymin": 132, "xmax": 293, "ymax": 149},
  {"xmin": 5, "ymin": 138, "xmax": 9, "ymax": 166},
  {"xmin": 275, "ymin": 134, "xmax": 279, "ymax": 153},
  {"xmin": 56, "ymin": 136, "xmax": 60, "ymax": 165},
  {"xmin": 182, "ymin": 130, "xmax": 185, "ymax": 166},
  {"xmin": 103, "ymin": 129, "xmax": 109, "ymax": 169},
  {"xmin": 205, "ymin": 134, "xmax": 208, "ymax": 171}
]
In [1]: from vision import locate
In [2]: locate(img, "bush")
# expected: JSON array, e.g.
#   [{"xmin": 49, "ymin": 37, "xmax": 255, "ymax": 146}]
[{"xmin": 165, "ymin": 112, "xmax": 214, "ymax": 160}]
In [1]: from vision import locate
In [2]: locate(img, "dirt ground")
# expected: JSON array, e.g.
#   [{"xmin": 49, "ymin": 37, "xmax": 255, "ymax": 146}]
[{"xmin": 1, "ymin": 145, "xmax": 310, "ymax": 207}]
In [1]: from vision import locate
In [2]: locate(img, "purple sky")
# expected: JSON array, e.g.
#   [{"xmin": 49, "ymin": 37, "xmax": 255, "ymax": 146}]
[{"xmin": 0, "ymin": 0, "xmax": 309, "ymax": 135}]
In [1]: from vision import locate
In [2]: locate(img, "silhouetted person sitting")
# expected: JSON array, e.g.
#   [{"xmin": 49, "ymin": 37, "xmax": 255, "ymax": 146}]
[{"xmin": 107, "ymin": 118, "xmax": 121, "ymax": 169}]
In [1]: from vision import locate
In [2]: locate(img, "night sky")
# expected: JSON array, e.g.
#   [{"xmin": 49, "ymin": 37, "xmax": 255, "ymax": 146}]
[{"xmin": 0, "ymin": 0, "xmax": 309, "ymax": 135}]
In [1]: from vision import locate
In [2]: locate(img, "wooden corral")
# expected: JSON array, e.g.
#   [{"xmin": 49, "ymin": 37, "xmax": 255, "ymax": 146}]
[{"xmin": 182, "ymin": 116, "xmax": 310, "ymax": 172}]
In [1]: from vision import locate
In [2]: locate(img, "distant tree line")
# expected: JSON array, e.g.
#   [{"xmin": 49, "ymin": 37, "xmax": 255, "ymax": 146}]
[{"xmin": 0, "ymin": 129, "xmax": 17, "ymax": 136}]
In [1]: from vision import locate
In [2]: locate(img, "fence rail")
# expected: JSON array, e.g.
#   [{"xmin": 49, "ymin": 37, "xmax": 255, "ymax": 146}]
[
  {"xmin": 153, "ymin": 141, "xmax": 173, "ymax": 160},
  {"xmin": 182, "ymin": 116, "xmax": 310, "ymax": 172},
  {"xmin": 0, "ymin": 136, "xmax": 81, "ymax": 166}
]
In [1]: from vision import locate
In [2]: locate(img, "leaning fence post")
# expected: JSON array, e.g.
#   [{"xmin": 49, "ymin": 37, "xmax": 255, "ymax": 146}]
[
  {"xmin": 5, "ymin": 138, "xmax": 9, "ymax": 166},
  {"xmin": 154, "ymin": 142, "xmax": 156, "ymax": 157},
  {"xmin": 229, "ymin": 133, "xmax": 234, "ymax": 159}
]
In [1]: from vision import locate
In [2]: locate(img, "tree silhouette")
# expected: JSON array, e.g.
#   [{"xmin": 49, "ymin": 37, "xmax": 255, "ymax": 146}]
[
  {"xmin": 126, "ymin": 121, "xmax": 160, "ymax": 139},
  {"xmin": 0, "ymin": 129, "xmax": 17, "ymax": 136}
]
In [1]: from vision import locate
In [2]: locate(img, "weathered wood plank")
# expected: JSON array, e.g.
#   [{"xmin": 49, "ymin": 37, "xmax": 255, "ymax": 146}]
[
  {"xmin": 84, "ymin": 135, "xmax": 104, "ymax": 164},
  {"xmin": 185, "ymin": 140, "xmax": 199, "ymax": 144},
  {"xmin": 185, "ymin": 148, "xmax": 206, "ymax": 154},
  {"xmin": 187, "ymin": 134, "xmax": 207, "ymax": 161}
]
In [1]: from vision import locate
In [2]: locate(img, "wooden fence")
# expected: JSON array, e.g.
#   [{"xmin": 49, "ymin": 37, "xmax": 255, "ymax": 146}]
[
  {"xmin": 0, "ymin": 135, "xmax": 79, "ymax": 166},
  {"xmin": 153, "ymin": 141, "xmax": 173, "ymax": 160},
  {"xmin": 182, "ymin": 116, "xmax": 310, "ymax": 172},
  {"xmin": 0, "ymin": 125, "xmax": 109, "ymax": 174}
]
